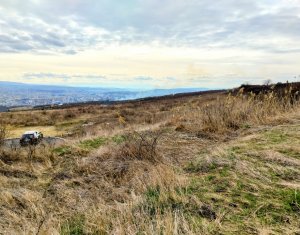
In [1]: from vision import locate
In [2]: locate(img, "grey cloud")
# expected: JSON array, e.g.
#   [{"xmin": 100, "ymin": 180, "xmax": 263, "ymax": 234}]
[
  {"xmin": 133, "ymin": 76, "xmax": 179, "ymax": 82},
  {"xmin": 30, "ymin": 34, "xmax": 66, "ymax": 48},
  {"xmin": 24, "ymin": 73, "xmax": 66, "ymax": 78},
  {"xmin": 0, "ymin": 10, "xmax": 108, "ymax": 53},
  {"xmin": 1, "ymin": 0, "xmax": 300, "ymax": 54},
  {"xmin": 134, "ymin": 76, "xmax": 153, "ymax": 81},
  {"xmin": 23, "ymin": 73, "xmax": 106, "ymax": 81},
  {"xmin": 165, "ymin": 77, "xmax": 177, "ymax": 82}
]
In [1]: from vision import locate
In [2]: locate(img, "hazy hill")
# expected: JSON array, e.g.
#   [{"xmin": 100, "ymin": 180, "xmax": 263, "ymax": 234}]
[{"xmin": 0, "ymin": 81, "xmax": 206, "ymax": 107}]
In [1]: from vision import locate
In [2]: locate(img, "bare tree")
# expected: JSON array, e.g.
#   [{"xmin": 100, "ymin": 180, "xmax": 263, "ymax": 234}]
[{"xmin": 263, "ymin": 79, "xmax": 272, "ymax": 86}]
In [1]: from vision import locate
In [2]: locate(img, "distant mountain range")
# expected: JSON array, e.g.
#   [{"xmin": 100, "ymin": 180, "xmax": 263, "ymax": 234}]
[{"xmin": 0, "ymin": 81, "xmax": 207, "ymax": 107}]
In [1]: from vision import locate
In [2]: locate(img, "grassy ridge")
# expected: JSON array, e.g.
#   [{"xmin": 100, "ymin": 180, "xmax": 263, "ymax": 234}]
[{"xmin": 0, "ymin": 86, "xmax": 299, "ymax": 234}]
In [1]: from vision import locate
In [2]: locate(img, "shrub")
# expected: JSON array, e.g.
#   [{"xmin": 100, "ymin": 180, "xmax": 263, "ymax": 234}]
[
  {"xmin": 63, "ymin": 110, "xmax": 77, "ymax": 119},
  {"xmin": 76, "ymin": 131, "xmax": 165, "ymax": 187},
  {"xmin": 118, "ymin": 131, "xmax": 163, "ymax": 163}
]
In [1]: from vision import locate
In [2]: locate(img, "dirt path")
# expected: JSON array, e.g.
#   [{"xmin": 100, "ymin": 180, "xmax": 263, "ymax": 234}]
[{"xmin": 2, "ymin": 137, "xmax": 65, "ymax": 148}]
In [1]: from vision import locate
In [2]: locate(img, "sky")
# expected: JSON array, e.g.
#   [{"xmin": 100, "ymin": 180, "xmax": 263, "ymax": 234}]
[{"xmin": 0, "ymin": 0, "xmax": 300, "ymax": 89}]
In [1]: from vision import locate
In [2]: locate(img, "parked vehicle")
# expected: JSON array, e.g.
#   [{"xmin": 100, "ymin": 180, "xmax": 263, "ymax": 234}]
[{"xmin": 20, "ymin": 131, "xmax": 43, "ymax": 146}]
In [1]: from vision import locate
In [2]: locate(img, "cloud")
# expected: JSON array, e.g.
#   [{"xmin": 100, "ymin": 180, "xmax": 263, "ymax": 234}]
[
  {"xmin": 0, "ymin": 9, "xmax": 110, "ymax": 54},
  {"xmin": 1, "ymin": 0, "xmax": 300, "ymax": 54},
  {"xmin": 23, "ymin": 72, "xmax": 107, "ymax": 84},
  {"xmin": 165, "ymin": 77, "xmax": 177, "ymax": 81},
  {"xmin": 0, "ymin": 0, "xmax": 300, "ymax": 89},
  {"xmin": 134, "ymin": 76, "xmax": 153, "ymax": 81}
]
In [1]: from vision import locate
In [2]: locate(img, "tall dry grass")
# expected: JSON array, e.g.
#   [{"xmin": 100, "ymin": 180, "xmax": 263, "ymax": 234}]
[
  {"xmin": 199, "ymin": 88, "xmax": 299, "ymax": 133},
  {"xmin": 0, "ymin": 122, "xmax": 7, "ymax": 146}
]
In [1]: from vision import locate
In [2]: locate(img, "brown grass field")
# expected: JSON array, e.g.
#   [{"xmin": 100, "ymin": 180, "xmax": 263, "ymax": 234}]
[{"xmin": 0, "ymin": 83, "xmax": 300, "ymax": 234}]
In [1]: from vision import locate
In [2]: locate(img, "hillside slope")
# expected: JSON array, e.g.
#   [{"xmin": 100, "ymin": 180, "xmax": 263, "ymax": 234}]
[{"xmin": 0, "ymin": 88, "xmax": 299, "ymax": 234}]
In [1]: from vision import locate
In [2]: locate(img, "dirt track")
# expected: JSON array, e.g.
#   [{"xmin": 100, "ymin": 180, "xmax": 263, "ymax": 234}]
[{"xmin": 2, "ymin": 137, "xmax": 65, "ymax": 148}]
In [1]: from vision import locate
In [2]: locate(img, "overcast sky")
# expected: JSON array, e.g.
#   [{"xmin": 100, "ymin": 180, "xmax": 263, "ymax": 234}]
[{"xmin": 0, "ymin": 0, "xmax": 300, "ymax": 88}]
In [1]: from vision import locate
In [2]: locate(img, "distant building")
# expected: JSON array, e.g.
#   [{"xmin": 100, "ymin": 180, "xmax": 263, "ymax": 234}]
[{"xmin": 0, "ymin": 106, "xmax": 8, "ymax": 112}]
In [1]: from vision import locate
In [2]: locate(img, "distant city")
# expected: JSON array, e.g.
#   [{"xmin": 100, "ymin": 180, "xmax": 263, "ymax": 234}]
[{"xmin": 0, "ymin": 81, "xmax": 206, "ymax": 108}]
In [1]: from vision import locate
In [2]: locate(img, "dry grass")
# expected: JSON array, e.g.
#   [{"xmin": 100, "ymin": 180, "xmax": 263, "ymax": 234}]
[
  {"xmin": 0, "ymin": 86, "xmax": 300, "ymax": 234},
  {"xmin": 191, "ymin": 88, "xmax": 299, "ymax": 133},
  {"xmin": 0, "ymin": 122, "xmax": 7, "ymax": 145}
]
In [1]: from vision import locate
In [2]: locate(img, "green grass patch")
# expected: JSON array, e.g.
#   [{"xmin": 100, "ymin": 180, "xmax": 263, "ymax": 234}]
[
  {"xmin": 60, "ymin": 215, "xmax": 85, "ymax": 235},
  {"xmin": 53, "ymin": 146, "xmax": 72, "ymax": 156},
  {"xmin": 145, "ymin": 186, "xmax": 161, "ymax": 203},
  {"xmin": 54, "ymin": 135, "xmax": 126, "ymax": 156},
  {"xmin": 79, "ymin": 137, "xmax": 108, "ymax": 150},
  {"xmin": 185, "ymin": 161, "xmax": 220, "ymax": 173},
  {"xmin": 182, "ymin": 125, "xmax": 300, "ymax": 231},
  {"xmin": 263, "ymin": 129, "xmax": 289, "ymax": 144},
  {"xmin": 281, "ymin": 189, "xmax": 300, "ymax": 212},
  {"xmin": 230, "ymin": 129, "xmax": 298, "ymax": 154},
  {"xmin": 77, "ymin": 135, "xmax": 127, "ymax": 151},
  {"xmin": 251, "ymin": 188, "xmax": 300, "ymax": 225},
  {"xmin": 111, "ymin": 135, "xmax": 127, "ymax": 144},
  {"xmin": 278, "ymin": 148, "xmax": 300, "ymax": 159},
  {"xmin": 141, "ymin": 186, "xmax": 201, "ymax": 218}
]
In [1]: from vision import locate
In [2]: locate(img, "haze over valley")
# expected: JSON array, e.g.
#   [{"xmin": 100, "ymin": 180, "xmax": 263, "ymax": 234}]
[{"xmin": 0, "ymin": 81, "xmax": 205, "ymax": 107}]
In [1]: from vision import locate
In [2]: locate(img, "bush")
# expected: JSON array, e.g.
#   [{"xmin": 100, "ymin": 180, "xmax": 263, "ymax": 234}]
[
  {"xmin": 63, "ymin": 110, "xmax": 77, "ymax": 119},
  {"xmin": 76, "ymin": 131, "xmax": 165, "ymax": 187},
  {"xmin": 118, "ymin": 131, "xmax": 163, "ymax": 163}
]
